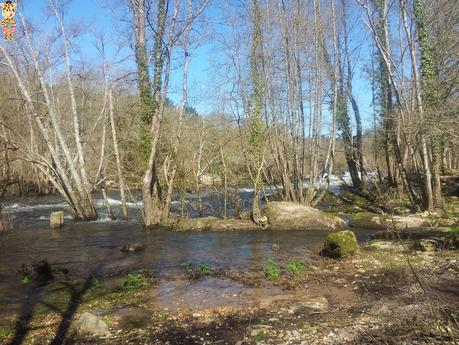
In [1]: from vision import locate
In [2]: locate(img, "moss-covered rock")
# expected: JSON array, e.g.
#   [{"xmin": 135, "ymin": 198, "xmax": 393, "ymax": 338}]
[
  {"xmin": 349, "ymin": 212, "xmax": 437, "ymax": 230},
  {"xmin": 263, "ymin": 202, "xmax": 345, "ymax": 230},
  {"xmin": 321, "ymin": 230, "xmax": 358, "ymax": 258},
  {"xmin": 174, "ymin": 217, "xmax": 259, "ymax": 231}
]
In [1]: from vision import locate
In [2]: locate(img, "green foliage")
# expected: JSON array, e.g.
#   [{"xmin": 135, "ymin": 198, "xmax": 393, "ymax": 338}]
[
  {"xmin": 89, "ymin": 278, "xmax": 104, "ymax": 293},
  {"xmin": 264, "ymin": 259, "xmax": 279, "ymax": 279},
  {"xmin": 285, "ymin": 260, "xmax": 306, "ymax": 274},
  {"xmin": 21, "ymin": 274, "xmax": 30, "ymax": 285},
  {"xmin": 0, "ymin": 329, "xmax": 11, "ymax": 339},
  {"xmin": 197, "ymin": 263, "xmax": 212, "ymax": 274},
  {"xmin": 450, "ymin": 226, "xmax": 459, "ymax": 235},
  {"xmin": 123, "ymin": 274, "xmax": 148, "ymax": 290},
  {"xmin": 414, "ymin": 0, "xmax": 439, "ymax": 108},
  {"xmin": 181, "ymin": 262, "xmax": 213, "ymax": 279},
  {"xmin": 0, "ymin": 326, "xmax": 12, "ymax": 340},
  {"xmin": 254, "ymin": 330, "xmax": 267, "ymax": 342}
]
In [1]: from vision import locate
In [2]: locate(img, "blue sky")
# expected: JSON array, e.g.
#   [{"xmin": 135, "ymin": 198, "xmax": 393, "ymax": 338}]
[{"xmin": 18, "ymin": 0, "xmax": 376, "ymax": 132}]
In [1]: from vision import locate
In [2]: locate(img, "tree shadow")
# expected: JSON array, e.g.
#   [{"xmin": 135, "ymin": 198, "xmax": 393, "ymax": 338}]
[{"xmin": 8, "ymin": 272, "xmax": 96, "ymax": 345}]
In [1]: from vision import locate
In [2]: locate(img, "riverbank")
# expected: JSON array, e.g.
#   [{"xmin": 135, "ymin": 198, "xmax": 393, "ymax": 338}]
[{"xmin": 0, "ymin": 233, "xmax": 457, "ymax": 345}]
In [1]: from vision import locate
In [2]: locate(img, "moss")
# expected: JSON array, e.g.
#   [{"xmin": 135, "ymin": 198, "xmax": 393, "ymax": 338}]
[
  {"xmin": 450, "ymin": 226, "xmax": 459, "ymax": 234},
  {"xmin": 254, "ymin": 330, "xmax": 267, "ymax": 342},
  {"xmin": 0, "ymin": 324, "xmax": 14, "ymax": 340},
  {"xmin": 119, "ymin": 313, "xmax": 150, "ymax": 330},
  {"xmin": 322, "ymin": 230, "xmax": 358, "ymax": 258},
  {"xmin": 175, "ymin": 217, "xmax": 219, "ymax": 231}
]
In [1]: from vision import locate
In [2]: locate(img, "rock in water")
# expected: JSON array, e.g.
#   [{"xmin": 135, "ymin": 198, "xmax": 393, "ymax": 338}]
[
  {"xmin": 263, "ymin": 202, "xmax": 345, "ymax": 230},
  {"xmin": 321, "ymin": 230, "xmax": 358, "ymax": 258},
  {"xmin": 50, "ymin": 211, "xmax": 64, "ymax": 229},
  {"xmin": 120, "ymin": 242, "xmax": 145, "ymax": 253},
  {"xmin": 76, "ymin": 312, "xmax": 110, "ymax": 337}
]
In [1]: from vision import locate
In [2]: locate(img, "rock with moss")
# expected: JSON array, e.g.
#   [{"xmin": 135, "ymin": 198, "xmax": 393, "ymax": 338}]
[
  {"xmin": 174, "ymin": 217, "xmax": 259, "ymax": 231},
  {"xmin": 367, "ymin": 240, "xmax": 404, "ymax": 251},
  {"xmin": 349, "ymin": 212, "xmax": 437, "ymax": 230},
  {"xmin": 263, "ymin": 202, "xmax": 345, "ymax": 230},
  {"xmin": 120, "ymin": 242, "xmax": 145, "ymax": 253},
  {"xmin": 321, "ymin": 230, "xmax": 358, "ymax": 258},
  {"xmin": 175, "ymin": 217, "xmax": 219, "ymax": 231}
]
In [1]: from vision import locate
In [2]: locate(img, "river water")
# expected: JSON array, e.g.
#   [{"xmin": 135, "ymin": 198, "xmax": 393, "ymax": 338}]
[{"xmin": 0, "ymin": 187, "xmax": 373, "ymax": 320}]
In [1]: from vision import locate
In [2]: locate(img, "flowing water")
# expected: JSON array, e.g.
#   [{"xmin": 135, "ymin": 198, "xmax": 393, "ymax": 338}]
[{"xmin": 0, "ymin": 188, "xmax": 373, "ymax": 319}]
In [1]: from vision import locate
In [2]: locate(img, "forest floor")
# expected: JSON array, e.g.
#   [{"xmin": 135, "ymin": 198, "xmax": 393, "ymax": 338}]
[{"xmin": 0, "ymin": 233, "xmax": 458, "ymax": 345}]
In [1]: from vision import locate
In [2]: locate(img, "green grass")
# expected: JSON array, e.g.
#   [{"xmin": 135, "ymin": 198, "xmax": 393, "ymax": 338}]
[
  {"xmin": 265, "ymin": 259, "xmax": 280, "ymax": 280},
  {"xmin": 123, "ymin": 274, "xmax": 148, "ymax": 290},
  {"xmin": 285, "ymin": 260, "xmax": 306, "ymax": 274},
  {"xmin": 89, "ymin": 278, "xmax": 104, "ymax": 293},
  {"xmin": 450, "ymin": 225, "xmax": 459, "ymax": 234},
  {"xmin": 0, "ymin": 326, "xmax": 12, "ymax": 340},
  {"xmin": 181, "ymin": 262, "xmax": 214, "ymax": 279},
  {"xmin": 254, "ymin": 330, "xmax": 267, "ymax": 342},
  {"xmin": 21, "ymin": 275, "xmax": 30, "ymax": 285},
  {"xmin": 197, "ymin": 264, "xmax": 212, "ymax": 274}
]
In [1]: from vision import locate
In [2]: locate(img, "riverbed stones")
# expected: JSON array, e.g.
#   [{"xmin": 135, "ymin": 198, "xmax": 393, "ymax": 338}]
[
  {"xmin": 76, "ymin": 312, "xmax": 110, "ymax": 337},
  {"xmin": 321, "ymin": 230, "xmax": 358, "ymax": 258},
  {"xmin": 50, "ymin": 211, "xmax": 64, "ymax": 228},
  {"xmin": 288, "ymin": 297, "xmax": 329, "ymax": 314},
  {"xmin": 120, "ymin": 242, "xmax": 145, "ymax": 253},
  {"xmin": 263, "ymin": 202, "xmax": 345, "ymax": 230}
]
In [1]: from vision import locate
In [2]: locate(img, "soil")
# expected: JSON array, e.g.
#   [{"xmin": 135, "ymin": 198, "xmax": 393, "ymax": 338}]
[{"xmin": 0, "ymin": 239, "xmax": 457, "ymax": 345}]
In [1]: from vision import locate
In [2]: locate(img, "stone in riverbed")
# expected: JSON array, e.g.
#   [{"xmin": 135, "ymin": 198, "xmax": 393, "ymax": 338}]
[
  {"xmin": 76, "ymin": 312, "xmax": 110, "ymax": 337},
  {"xmin": 50, "ymin": 211, "xmax": 64, "ymax": 228},
  {"xmin": 321, "ymin": 230, "xmax": 358, "ymax": 258},
  {"xmin": 120, "ymin": 242, "xmax": 145, "ymax": 253},
  {"xmin": 263, "ymin": 202, "xmax": 345, "ymax": 230},
  {"xmin": 288, "ymin": 297, "xmax": 329, "ymax": 314}
]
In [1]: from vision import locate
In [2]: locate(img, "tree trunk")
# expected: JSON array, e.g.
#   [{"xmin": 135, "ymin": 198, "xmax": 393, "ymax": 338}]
[{"xmin": 108, "ymin": 87, "xmax": 128, "ymax": 220}]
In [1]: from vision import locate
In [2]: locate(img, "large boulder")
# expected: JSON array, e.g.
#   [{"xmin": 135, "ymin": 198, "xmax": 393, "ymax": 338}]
[
  {"xmin": 76, "ymin": 312, "xmax": 110, "ymax": 337},
  {"xmin": 321, "ymin": 230, "xmax": 358, "ymax": 258},
  {"xmin": 263, "ymin": 202, "xmax": 345, "ymax": 230}
]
